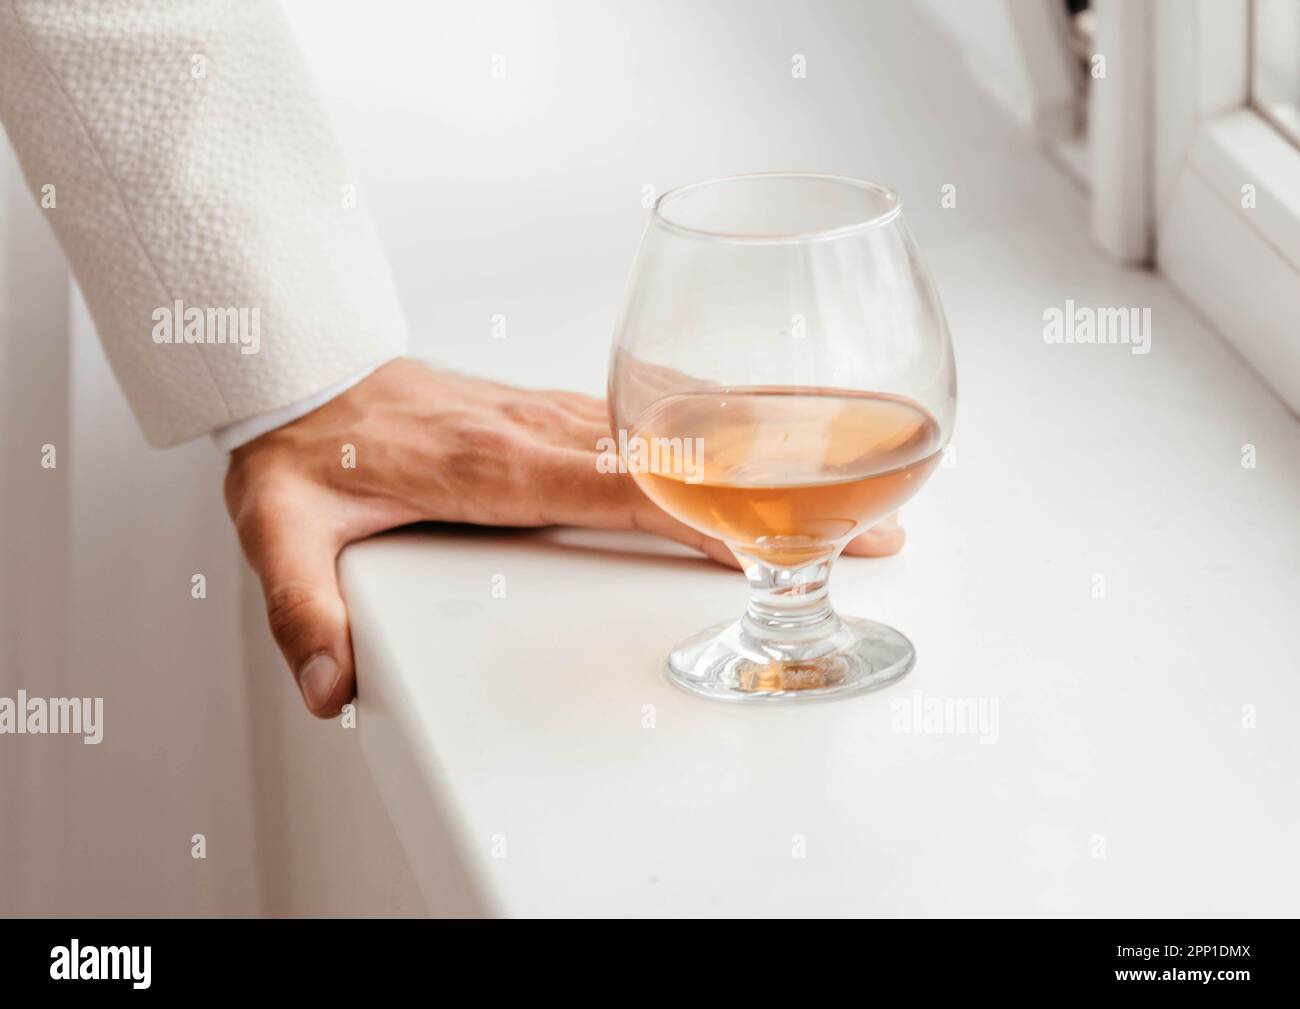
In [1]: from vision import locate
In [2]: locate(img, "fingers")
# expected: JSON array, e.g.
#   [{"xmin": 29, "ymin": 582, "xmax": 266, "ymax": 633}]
[
  {"xmin": 506, "ymin": 392, "xmax": 909, "ymax": 568},
  {"xmin": 527, "ymin": 429, "xmax": 905, "ymax": 568},
  {"xmin": 528, "ymin": 443, "xmax": 741, "ymax": 568},
  {"xmin": 844, "ymin": 513, "xmax": 906, "ymax": 557},
  {"xmin": 233, "ymin": 491, "xmax": 354, "ymax": 717},
  {"xmin": 628, "ymin": 493, "xmax": 742, "ymax": 569}
]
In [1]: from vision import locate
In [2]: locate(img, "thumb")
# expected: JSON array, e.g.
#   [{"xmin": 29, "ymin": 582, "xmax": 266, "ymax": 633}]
[{"xmin": 238, "ymin": 499, "xmax": 354, "ymax": 718}]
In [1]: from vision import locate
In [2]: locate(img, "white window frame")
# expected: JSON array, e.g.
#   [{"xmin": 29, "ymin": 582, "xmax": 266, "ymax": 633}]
[{"xmin": 1155, "ymin": 0, "xmax": 1300, "ymax": 414}]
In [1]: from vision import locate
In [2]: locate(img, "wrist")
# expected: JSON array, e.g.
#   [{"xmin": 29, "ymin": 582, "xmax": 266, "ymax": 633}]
[{"xmin": 211, "ymin": 363, "xmax": 386, "ymax": 452}]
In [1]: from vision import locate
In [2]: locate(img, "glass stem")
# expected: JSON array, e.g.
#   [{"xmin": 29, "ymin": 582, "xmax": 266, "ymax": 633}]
[{"xmin": 732, "ymin": 549, "xmax": 842, "ymax": 650}]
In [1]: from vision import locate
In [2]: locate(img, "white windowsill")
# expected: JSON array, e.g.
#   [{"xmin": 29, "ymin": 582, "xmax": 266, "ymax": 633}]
[{"xmin": 338, "ymin": 233, "xmax": 1300, "ymax": 917}]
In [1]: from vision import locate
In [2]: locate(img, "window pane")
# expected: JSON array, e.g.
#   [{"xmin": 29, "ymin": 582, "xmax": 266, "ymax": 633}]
[{"xmin": 1253, "ymin": 0, "xmax": 1300, "ymax": 144}]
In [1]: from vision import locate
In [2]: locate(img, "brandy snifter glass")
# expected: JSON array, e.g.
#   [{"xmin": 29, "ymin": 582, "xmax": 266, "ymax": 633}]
[{"xmin": 608, "ymin": 172, "xmax": 956, "ymax": 703}]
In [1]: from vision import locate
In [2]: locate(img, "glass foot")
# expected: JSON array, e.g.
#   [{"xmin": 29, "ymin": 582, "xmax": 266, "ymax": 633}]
[{"xmin": 665, "ymin": 615, "xmax": 915, "ymax": 703}]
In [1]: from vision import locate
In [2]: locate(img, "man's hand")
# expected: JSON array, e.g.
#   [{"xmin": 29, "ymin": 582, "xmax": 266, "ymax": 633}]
[{"xmin": 224, "ymin": 359, "xmax": 905, "ymax": 717}]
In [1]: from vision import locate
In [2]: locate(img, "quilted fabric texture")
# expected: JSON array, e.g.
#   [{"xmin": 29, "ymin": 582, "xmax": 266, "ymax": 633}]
[{"xmin": 0, "ymin": 0, "xmax": 408, "ymax": 446}]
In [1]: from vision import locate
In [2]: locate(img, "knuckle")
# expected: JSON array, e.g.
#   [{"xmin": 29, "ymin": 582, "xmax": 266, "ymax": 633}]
[
  {"xmin": 451, "ymin": 421, "xmax": 514, "ymax": 459},
  {"xmin": 232, "ymin": 488, "xmax": 292, "ymax": 554},
  {"xmin": 444, "ymin": 423, "xmax": 526, "ymax": 485},
  {"xmin": 499, "ymin": 398, "xmax": 565, "ymax": 431}
]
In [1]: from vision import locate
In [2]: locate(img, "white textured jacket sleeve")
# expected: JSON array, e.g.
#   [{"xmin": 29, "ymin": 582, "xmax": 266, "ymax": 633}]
[{"xmin": 0, "ymin": 0, "xmax": 408, "ymax": 447}]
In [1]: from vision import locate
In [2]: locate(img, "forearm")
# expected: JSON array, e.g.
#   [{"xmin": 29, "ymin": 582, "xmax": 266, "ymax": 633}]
[{"xmin": 0, "ymin": 0, "xmax": 406, "ymax": 446}]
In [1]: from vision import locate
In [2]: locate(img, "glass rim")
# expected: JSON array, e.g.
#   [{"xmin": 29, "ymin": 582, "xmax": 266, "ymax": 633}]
[{"xmin": 651, "ymin": 171, "xmax": 903, "ymax": 245}]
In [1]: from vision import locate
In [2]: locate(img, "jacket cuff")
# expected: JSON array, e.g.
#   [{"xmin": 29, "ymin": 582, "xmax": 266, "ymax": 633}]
[{"xmin": 211, "ymin": 363, "xmax": 386, "ymax": 452}]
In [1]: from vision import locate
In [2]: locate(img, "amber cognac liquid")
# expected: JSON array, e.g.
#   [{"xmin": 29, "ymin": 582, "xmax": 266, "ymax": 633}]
[{"xmin": 629, "ymin": 387, "xmax": 943, "ymax": 565}]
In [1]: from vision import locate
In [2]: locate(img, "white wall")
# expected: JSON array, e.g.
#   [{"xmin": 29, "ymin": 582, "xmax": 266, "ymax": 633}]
[
  {"xmin": 0, "ymin": 142, "xmax": 72, "ymax": 916},
  {"xmin": 0, "ymin": 150, "xmax": 264, "ymax": 914},
  {"xmin": 283, "ymin": 0, "xmax": 1077, "ymax": 394}
]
